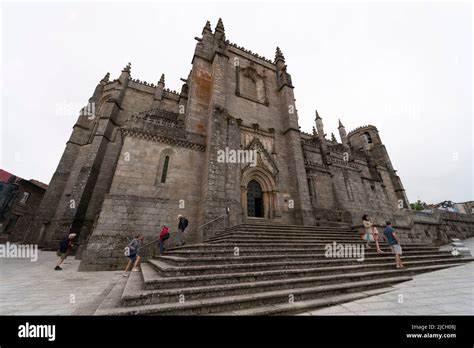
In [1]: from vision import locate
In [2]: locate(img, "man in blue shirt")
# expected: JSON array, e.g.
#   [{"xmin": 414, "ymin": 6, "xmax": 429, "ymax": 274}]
[{"xmin": 383, "ymin": 221, "xmax": 404, "ymax": 269}]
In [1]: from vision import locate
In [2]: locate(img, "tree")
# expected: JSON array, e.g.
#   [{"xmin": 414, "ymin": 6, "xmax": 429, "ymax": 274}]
[{"xmin": 410, "ymin": 200, "xmax": 426, "ymax": 211}]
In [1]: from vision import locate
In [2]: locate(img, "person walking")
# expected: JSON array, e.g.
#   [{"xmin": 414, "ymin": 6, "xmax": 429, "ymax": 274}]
[
  {"xmin": 54, "ymin": 233, "xmax": 76, "ymax": 270},
  {"xmin": 123, "ymin": 234, "xmax": 144, "ymax": 277},
  {"xmin": 383, "ymin": 221, "xmax": 404, "ymax": 269},
  {"xmin": 176, "ymin": 214, "xmax": 189, "ymax": 247},
  {"xmin": 362, "ymin": 214, "xmax": 383, "ymax": 254},
  {"xmin": 158, "ymin": 225, "xmax": 169, "ymax": 255}
]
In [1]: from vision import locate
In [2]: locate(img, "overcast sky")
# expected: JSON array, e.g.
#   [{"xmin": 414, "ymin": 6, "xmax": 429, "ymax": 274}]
[{"xmin": 0, "ymin": 1, "xmax": 472, "ymax": 204}]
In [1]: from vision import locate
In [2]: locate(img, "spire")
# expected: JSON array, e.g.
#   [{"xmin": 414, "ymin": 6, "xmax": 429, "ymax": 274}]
[
  {"xmin": 338, "ymin": 118, "xmax": 349, "ymax": 149},
  {"xmin": 119, "ymin": 62, "xmax": 131, "ymax": 84},
  {"xmin": 275, "ymin": 47, "xmax": 285, "ymax": 63},
  {"xmin": 100, "ymin": 72, "xmax": 110, "ymax": 84},
  {"xmin": 315, "ymin": 110, "xmax": 325, "ymax": 140},
  {"xmin": 153, "ymin": 74, "xmax": 165, "ymax": 109},
  {"xmin": 122, "ymin": 62, "xmax": 131, "ymax": 73},
  {"xmin": 202, "ymin": 20, "xmax": 212, "ymax": 34},
  {"xmin": 315, "ymin": 110, "xmax": 322, "ymax": 120},
  {"xmin": 215, "ymin": 18, "xmax": 225, "ymax": 33}
]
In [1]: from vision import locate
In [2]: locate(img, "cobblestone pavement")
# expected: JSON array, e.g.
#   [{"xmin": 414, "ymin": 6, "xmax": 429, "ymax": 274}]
[
  {"xmin": 0, "ymin": 239, "xmax": 473, "ymax": 315},
  {"xmin": 301, "ymin": 238, "xmax": 474, "ymax": 315}
]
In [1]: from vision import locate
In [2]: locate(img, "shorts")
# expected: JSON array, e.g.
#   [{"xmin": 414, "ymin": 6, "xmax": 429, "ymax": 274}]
[
  {"xmin": 390, "ymin": 245, "xmax": 402, "ymax": 255},
  {"xmin": 57, "ymin": 251, "xmax": 68, "ymax": 259}
]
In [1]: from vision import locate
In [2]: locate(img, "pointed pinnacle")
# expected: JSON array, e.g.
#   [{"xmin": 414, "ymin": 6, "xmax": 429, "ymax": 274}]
[
  {"xmin": 101, "ymin": 72, "xmax": 110, "ymax": 83},
  {"xmin": 275, "ymin": 47, "xmax": 285, "ymax": 62},
  {"xmin": 123, "ymin": 62, "xmax": 131, "ymax": 73},
  {"xmin": 315, "ymin": 110, "xmax": 322, "ymax": 120},
  {"xmin": 202, "ymin": 20, "xmax": 212, "ymax": 34},
  {"xmin": 338, "ymin": 119, "xmax": 344, "ymax": 129},
  {"xmin": 216, "ymin": 18, "xmax": 225, "ymax": 32},
  {"xmin": 159, "ymin": 73, "xmax": 165, "ymax": 84}
]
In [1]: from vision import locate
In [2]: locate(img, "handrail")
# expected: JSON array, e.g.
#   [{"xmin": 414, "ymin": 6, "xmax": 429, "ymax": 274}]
[
  {"xmin": 139, "ymin": 238, "xmax": 160, "ymax": 250},
  {"xmin": 135, "ymin": 213, "xmax": 229, "ymax": 259},
  {"xmin": 198, "ymin": 214, "xmax": 228, "ymax": 230},
  {"xmin": 135, "ymin": 237, "xmax": 162, "ymax": 260},
  {"xmin": 198, "ymin": 213, "xmax": 229, "ymax": 240}
]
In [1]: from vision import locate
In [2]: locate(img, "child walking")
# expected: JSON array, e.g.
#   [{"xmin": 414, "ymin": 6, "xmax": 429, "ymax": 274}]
[{"xmin": 362, "ymin": 214, "xmax": 383, "ymax": 254}]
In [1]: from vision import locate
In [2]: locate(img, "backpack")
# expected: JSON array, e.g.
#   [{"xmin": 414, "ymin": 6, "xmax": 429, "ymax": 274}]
[{"xmin": 182, "ymin": 218, "xmax": 189, "ymax": 229}]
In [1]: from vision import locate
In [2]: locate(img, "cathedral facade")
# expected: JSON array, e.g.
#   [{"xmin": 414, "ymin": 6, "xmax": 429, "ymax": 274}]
[{"xmin": 24, "ymin": 19, "xmax": 412, "ymax": 270}]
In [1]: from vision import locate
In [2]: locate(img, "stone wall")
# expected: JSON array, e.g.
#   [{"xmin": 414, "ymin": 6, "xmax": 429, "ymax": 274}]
[
  {"xmin": 352, "ymin": 209, "xmax": 474, "ymax": 246},
  {"xmin": 78, "ymin": 134, "xmax": 206, "ymax": 271}
]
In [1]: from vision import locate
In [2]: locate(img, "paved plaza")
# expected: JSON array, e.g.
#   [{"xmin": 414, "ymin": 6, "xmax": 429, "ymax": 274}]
[
  {"xmin": 0, "ymin": 239, "xmax": 473, "ymax": 316},
  {"xmin": 0, "ymin": 250, "xmax": 121, "ymax": 315},
  {"xmin": 301, "ymin": 238, "xmax": 474, "ymax": 315}
]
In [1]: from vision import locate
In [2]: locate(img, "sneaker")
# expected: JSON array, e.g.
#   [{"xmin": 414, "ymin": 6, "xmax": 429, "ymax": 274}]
[
  {"xmin": 54, "ymin": 266, "xmax": 62, "ymax": 271},
  {"xmin": 132, "ymin": 268, "xmax": 140, "ymax": 272},
  {"xmin": 122, "ymin": 273, "xmax": 129, "ymax": 277}
]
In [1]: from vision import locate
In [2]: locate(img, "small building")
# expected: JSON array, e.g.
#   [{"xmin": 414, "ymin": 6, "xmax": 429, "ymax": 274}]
[
  {"xmin": 0, "ymin": 169, "xmax": 48, "ymax": 243},
  {"xmin": 426, "ymin": 200, "xmax": 474, "ymax": 214},
  {"xmin": 453, "ymin": 201, "xmax": 474, "ymax": 214}
]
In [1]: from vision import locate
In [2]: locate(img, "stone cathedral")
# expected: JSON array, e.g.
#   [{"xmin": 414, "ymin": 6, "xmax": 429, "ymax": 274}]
[{"xmin": 24, "ymin": 19, "xmax": 413, "ymax": 270}]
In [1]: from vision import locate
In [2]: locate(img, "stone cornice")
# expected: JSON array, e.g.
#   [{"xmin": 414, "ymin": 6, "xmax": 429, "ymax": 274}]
[{"xmin": 121, "ymin": 128, "xmax": 205, "ymax": 152}]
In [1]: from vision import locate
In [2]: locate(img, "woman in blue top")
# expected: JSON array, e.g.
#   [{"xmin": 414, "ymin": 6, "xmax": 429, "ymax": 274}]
[{"xmin": 123, "ymin": 234, "xmax": 144, "ymax": 277}]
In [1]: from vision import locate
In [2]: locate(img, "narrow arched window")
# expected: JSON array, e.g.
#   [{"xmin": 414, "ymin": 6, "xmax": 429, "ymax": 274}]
[
  {"xmin": 161, "ymin": 156, "xmax": 169, "ymax": 183},
  {"xmin": 364, "ymin": 132, "xmax": 373, "ymax": 144}
]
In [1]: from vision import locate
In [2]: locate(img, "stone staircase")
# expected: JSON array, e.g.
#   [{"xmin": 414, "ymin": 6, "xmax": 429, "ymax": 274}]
[{"xmin": 95, "ymin": 222, "xmax": 473, "ymax": 315}]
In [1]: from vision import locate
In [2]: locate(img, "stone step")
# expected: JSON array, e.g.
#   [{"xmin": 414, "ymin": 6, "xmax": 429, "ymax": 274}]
[
  {"xmin": 206, "ymin": 235, "xmax": 429, "ymax": 244},
  {"xmin": 219, "ymin": 289, "xmax": 394, "ymax": 315},
  {"xmin": 98, "ymin": 275, "xmax": 413, "ymax": 315},
  {"xmin": 123, "ymin": 261, "xmax": 466, "ymax": 306},
  {"xmin": 206, "ymin": 234, "xmax": 366, "ymax": 243},
  {"xmin": 206, "ymin": 239, "xmax": 434, "ymax": 246},
  {"xmin": 217, "ymin": 227, "xmax": 361, "ymax": 236},
  {"xmin": 165, "ymin": 248, "xmax": 442, "ymax": 258},
  {"xmin": 234, "ymin": 222, "xmax": 352, "ymax": 230},
  {"xmin": 157, "ymin": 252, "xmax": 455, "ymax": 266},
  {"xmin": 170, "ymin": 242, "xmax": 438, "ymax": 251},
  {"xmin": 207, "ymin": 232, "xmax": 378, "ymax": 240},
  {"xmin": 143, "ymin": 257, "xmax": 473, "ymax": 288},
  {"xmin": 95, "ymin": 276, "xmax": 128, "ymax": 313},
  {"xmin": 216, "ymin": 230, "xmax": 360, "ymax": 238}
]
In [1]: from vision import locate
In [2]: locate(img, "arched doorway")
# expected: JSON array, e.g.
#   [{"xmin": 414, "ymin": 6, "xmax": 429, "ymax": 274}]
[
  {"xmin": 241, "ymin": 166, "xmax": 279, "ymax": 220},
  {"xmin": 247, "ymin": 180, "xmax": 264, "ymax": 218}
]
